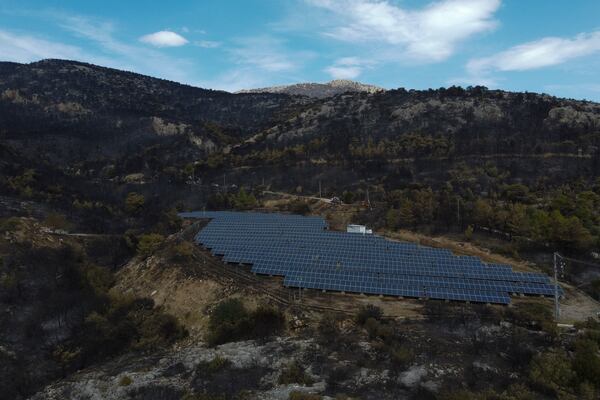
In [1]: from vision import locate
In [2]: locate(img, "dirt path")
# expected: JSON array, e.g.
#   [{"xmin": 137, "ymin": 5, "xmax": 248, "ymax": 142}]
[{"xmin": 262, "ymin": 190, "xmax": 332, "ymax": 204}]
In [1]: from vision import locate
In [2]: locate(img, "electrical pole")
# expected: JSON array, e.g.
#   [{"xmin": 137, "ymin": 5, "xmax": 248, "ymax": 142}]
[
  {"xmin": 319, "ymin": 180, "xmax": 322, "ymax": 199},
  {"xmin": 553, "ymin": 252, "xmax": 561, "ymax": 321},
  {"xmin": 457, "ymin": 197, "xmax": 461, "ymax": 227}
]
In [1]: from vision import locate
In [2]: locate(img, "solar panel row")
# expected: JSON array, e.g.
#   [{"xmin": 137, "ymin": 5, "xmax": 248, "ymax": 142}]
[{"xmin": 181, "ymin": 211, "xmax": 562, "ymax": 304}]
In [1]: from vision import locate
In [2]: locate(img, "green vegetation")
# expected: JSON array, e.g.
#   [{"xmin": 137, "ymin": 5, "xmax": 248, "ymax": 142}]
[
  {"xmin": 206, "ymin": 188, "xmax": 258, "ymax": 211},
  {"xmin": 125, "ymin": 192, "xmax": 145, "ymax": 215},
  {"xmin": 355, "ymin": 304, "xmax": 383, "ymax": 325},
  {"xmin": 0, "ymin": 217, "xmax": 21, "ymax": 232},
  {"xmin": 278, "ymin": 361, "xmax": 315, "ymax": 386},
  {"xmin": 288, "ymin": 200, "xmax": 311, "ymax": 215},
  {"xmin": 169, "ymin": 241, "xmax": 195, "ymax": 262},
  {"xmin": 119, "ymin": 375, "xmax": 133, "ymax": 386},
  {"xmin": 288, "ymin": 392, "xmax": 321, "ymax": 400},
  {"xmin": 136, "ymin": 233, "xmax": 164, "ymax": 257},
  {"xmin": 44, "ymin": 212, "xmax": 71, "ymax": 231},
  {"xmin": 206, "ymin": 299, "xmax": 285, "ymax": 346}
]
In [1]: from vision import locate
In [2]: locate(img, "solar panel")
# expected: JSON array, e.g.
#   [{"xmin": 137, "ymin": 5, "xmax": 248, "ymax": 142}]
[{"xmin": 181, "ymin": 211, "xmax": 563, "ymax": 304}]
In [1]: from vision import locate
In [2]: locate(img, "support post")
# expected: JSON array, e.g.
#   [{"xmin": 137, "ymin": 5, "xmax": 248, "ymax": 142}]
[{"xmin": 553, "ymin": 252, "xmax": 560, "ymax": 321}]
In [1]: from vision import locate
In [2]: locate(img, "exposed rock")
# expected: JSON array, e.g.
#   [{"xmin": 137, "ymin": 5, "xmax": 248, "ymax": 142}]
[
  {"xmin": 398, "ymin": 365, "xmax": 427, "ymax": 388},
  {"xmin": 237, "ymin": 79, "xmax": 384, "ymax": 98}
]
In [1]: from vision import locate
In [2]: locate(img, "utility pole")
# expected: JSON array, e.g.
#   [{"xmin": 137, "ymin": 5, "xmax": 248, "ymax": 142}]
[
  {"xmin": 553, "ymin": 252, "xmax": 562, "ymax": 321},
  {"xmin": 457, "ymin": 197, "xmax": 461, "ymax": 227},
  {"xmin": 366, "ymin": 187, "xmax": 371, "ymax": 210},
  {"xmin": 319, "ymin": 180, "xmax": 322, "ymax": 199}
]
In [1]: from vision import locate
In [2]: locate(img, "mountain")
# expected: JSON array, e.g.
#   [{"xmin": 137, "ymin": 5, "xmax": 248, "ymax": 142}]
[
  {"xmin": 236, "ymin": 79, "xmax": 384, "ymax": 98},
  {"xmin": 2, "ymin": 59, "xmax": 600, "ymax": 400},
  {"xmin": 1, "ymin": 59, "xmax": 599, "ymax": 195}
]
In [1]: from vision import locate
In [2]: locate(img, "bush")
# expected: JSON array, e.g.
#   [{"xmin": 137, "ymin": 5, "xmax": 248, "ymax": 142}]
[
  {"xmin": 508, "ymin": 302, "xmax": 557, "ymax": 337},
  {"xmin": 207, "ymin": 299, "xmax": 285, "ymax": 346},
  {"xmin": 590, "ymin": 279, "xmax": 600, "ymax": 301},
  {"xmin": 0, "ymin": 217, "xmax": 21, "ymax": 232},
  {"xmin": 316, "ymin": 313, "xmax": 340, "ymax": 345},
  {"xmin": 572, "ymin": 339, "xmax": 600, "ymax": 388},
  {"xmin": 390, "ymin": 345, "xmax": 414, "ymax": 367},
  {"xmin": 363, "ymin": 318, "xmax": 393, "ymax": 342},
  {"xmin": 529, "ymin": 349, "xmax": 574, "ymax": 394},
  {"xmin": 125, "ymin": 192, "xmax": 145, "ymax": 214},
  {"xmin": 288, "ymin": 392, "xmax": 321, "ymax": 400},
  {"xmin": 44, "ymin": 212, "xmax": 70, "ymax": 231},
  {"xmin": 278, "ymin": 361, "xmax": 314, "ymax": 386},
  {"xmin": 119, "ymin": 375, "xmax": 132, "ymax": 386},
  {"xmin": 196, "ymin": 355, "xmax": 231, "ymax": 376},
  {"xmin": 289, "ymin": 200, "xmax": 310, "ymax": 215},
  {"xmin": 355, "ymin": 304, "xmax": 383, "ymax": 325},
  {"xmin": 169, "ymin": 242, "xmax": 195, "ymax": 262},
  {"xmin": 136, "ymin": 233, "xmax": 164, "ymax": 257}
]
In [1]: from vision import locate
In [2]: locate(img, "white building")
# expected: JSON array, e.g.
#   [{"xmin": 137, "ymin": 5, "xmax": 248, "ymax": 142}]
[{"xmin": 347, "ymin": 224, "xmax": 372, "ymax": 234}]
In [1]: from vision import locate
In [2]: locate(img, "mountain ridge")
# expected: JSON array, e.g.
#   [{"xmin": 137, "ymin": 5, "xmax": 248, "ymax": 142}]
[{"xmin": 236, "ymin": 79, "xmax": 385, "ymax": 98}]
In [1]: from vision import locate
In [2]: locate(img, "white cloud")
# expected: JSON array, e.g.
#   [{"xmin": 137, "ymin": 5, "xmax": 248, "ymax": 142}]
[
  {"xmin": 229, "ymin": 36, "xmax": 312, "ymax": 72},
  {"xmin": 195, "ymin": 40, "xmax": 221, "ymax": 49},
  {"xmin": 56, "ymin": 15, "xmax": 194, "ymax": 83},
  {"xmin": 306, "ymin": 0, "xmax": 500, "ymax": 62},
  {"xmin": 0, "ymin": 29, "xmax": 84, "ymax": 62},
  {"xmin": 139, "ymin": 30, "xmax": 188, "ymax": 47},
  {"xmin": 325, "ymin": 57, "xmax": 373, "ymax": 79},
  {"xmin": 467, "ymin": 31, "xmax": 600, "ymax": 74}
]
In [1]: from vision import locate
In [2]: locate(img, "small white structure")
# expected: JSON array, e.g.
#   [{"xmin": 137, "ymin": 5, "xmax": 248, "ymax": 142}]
[{"xmin": 347, "ymin": 224, "xmax": 372, "ymax": 234}]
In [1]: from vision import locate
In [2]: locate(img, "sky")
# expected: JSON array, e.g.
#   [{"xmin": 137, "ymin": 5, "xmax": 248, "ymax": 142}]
[{"xmin": 1, "ymin": 0, "xmax": 600, "ymax": 100}]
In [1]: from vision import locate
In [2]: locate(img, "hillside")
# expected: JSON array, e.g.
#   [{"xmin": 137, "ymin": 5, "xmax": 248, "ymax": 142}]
[
  {"xmin": 236, "ymin": 79, "xmax": 384, "ymax": 98},
  {"xmin": 2, "ymin": 59, "xmax": 600, "ymax": 400}
]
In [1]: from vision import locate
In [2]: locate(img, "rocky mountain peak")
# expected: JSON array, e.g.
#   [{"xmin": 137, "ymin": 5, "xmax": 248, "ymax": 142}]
[{"xmin": 236, "ymin": 79, "xmax": 385, "ymax": 98}]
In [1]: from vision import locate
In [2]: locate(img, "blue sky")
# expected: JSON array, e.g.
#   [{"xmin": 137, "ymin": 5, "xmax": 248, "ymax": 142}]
[{"xmin": 1, "ymin": 0, "xmax": 600, "ymax": 100}]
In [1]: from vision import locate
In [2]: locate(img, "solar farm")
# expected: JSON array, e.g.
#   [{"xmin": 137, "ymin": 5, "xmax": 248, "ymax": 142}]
[{"xmin": 181, "ymin": 211, "xmax": 563, "ymax": 305}]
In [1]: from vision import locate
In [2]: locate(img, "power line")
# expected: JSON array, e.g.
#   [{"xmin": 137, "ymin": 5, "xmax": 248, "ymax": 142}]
[{"xmin": 559, "ymin": 255, "xmax": 600, "ymax": 269}]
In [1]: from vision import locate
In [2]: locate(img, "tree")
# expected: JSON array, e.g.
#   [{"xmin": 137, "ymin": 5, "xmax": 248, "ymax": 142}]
[
  {"xmin": 529, "ymin": 349, "xmax": 574, "ymax": 394},
  {"xmin": 136, "ymin": 234, "xmax": 164, "ymax": 257},
  {"xmin": 125, "ymin": 192, "xmax": 145, "ymax": 215},
  {"xmin": 464, "ymin": 225, "xmax": 474, "ymax": 241},
  {"xmin": 472, "ymin": 199, "xmax": 493, "ymax": 227},
  {"xmin": 572, "ymin": 339, "xmax": 600, "ymax": 388},
  {"xmin": 397, "ymin": 200, "xmax": 415, "ymax": 228}
]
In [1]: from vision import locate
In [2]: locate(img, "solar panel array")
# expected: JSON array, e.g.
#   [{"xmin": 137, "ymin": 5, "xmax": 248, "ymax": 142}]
[{"xmin": 181, "ymin": 211, "xmax": 563, "ymax": 305}]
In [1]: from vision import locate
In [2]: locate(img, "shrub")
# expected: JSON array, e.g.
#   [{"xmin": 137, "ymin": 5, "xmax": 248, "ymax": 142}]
[
  {"xmin": 247, "ymin": 305, "xmax": 286, "ymax": 339},
  {"xmin": 289, "ymin": 200, "xmax": 310, "ymax": 215},
  {"xmin": 278, "ymin": 361, "xmax": 314, "ymax": 386},
  {"xmin": 288, "ymin": 392, "xmax": 321, "ymax": 400},
  {"xmin": 572, "ymin": 339, "xmax": 600, "ymax": 388},
  {"xmin": 169, "ymin": 242, "xmax": 195, "ymax": 262},
  {"xmin": 363, "ymin": 318, "xmax": 393, "ymax": 342},
  {"xmin": 207, "ymin": 299, "xmax": 285, "ymax": 346},
  {"xmin": 355, "ymin": 304, "xmax": 383, "ymax": 325},
  {"xmin": 136, "ymin": 233, "xmax": 164, "ymax": 257},
  {"xmin": 464, "ymin": 225, "xmax": 474, "ymax": 241},
  {"xmin": 390, "ymin": 345, "xmax": 414, "ymax": 367},
  {"xmin": 529, "ymin": 349, "xmax": 574, "ymax": 394},
  {"xmin": 44, "ymin": 212, "xmax": 70, "ymax": 231},
  {"xmin": 125, "ymin": 192, "xmax": 145, "ymax": 214},
  {"xmin": 206, "ymin": 356, "xmax": 230, "ymax": 373},
  {"xmin": 508, "ymin": 302, "xmax": 557, "ymax": 337},
  {"xmin": 119, "ymin": 375, "xmax": 132, "ymax": 386},
  {"xmin": 316, "ymin": 313, "xmax": 340, "ymax": 345},
  {"xmin": 590, "ymin": 279, "xmax": 600, "ymax": 301},
  {"xmin": 0, "ymin": 217, "xmax": 21, "ymax": 232}
]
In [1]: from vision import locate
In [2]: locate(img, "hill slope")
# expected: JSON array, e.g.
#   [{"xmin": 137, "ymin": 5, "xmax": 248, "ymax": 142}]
[{"xmin": 236, "ymin": 79, "xmax": 384, "ymax": 98}]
